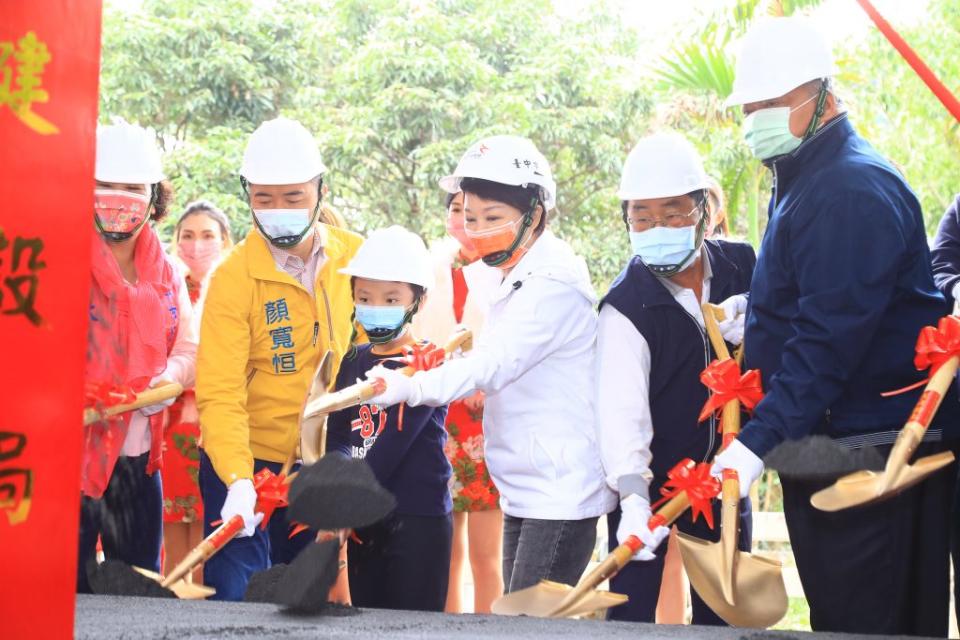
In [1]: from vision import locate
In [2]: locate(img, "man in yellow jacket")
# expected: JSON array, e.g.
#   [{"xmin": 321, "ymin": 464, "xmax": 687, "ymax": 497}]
[{"xmin": 196, "ymin": 117, "xmax": 362, "ymax": 600}]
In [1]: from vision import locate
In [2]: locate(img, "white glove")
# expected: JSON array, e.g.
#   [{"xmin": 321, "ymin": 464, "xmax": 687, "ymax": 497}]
[
  {"xmin": 221, "ymin": 479, "xmax": 264, "ymax": 537},
  {"xmin": 710, "ymin": 439, "xmax": 764, "ymax": 499},
  {"xmin": 716, "ymin": 294, "xmax": 748, "ymax": 346},
  {"xmin": 365, "ymin": 365, "xmax": 423, "ymax": 408},
  {"xmin": 617, "ymin": 494, "xmax": 670, "ymax": 561},
  {"xmin": 138, "ymin": 376, "xmax": 178, "ymax": 416}
]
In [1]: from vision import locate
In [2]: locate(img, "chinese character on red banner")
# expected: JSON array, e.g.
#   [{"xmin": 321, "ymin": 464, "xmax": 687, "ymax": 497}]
[{"xmin": 0, "ymin": 31, "xmax": 59, "ymax": 135}]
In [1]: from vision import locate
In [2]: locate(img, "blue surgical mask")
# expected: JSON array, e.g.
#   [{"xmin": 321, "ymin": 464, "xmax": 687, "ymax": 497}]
[
  {"xmin": 742, "ymin": 94, "xmax": 817, "ymax": 161},
  {"xmin": 253, "ymin": 208, "xmax": 314, "ymax": 248},
  {"xmin": 629, "ymin": 225, "xmax": 698, "ymax": 276},
  {"xmin": 355, "ymin": 304, "xmax": 409, "ymax": 344}
]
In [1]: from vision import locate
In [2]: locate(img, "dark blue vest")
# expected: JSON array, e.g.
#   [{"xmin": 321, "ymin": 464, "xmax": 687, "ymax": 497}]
[{"xmin": 600, "ymin": 240, "xmax": 756, "ymax": 487}]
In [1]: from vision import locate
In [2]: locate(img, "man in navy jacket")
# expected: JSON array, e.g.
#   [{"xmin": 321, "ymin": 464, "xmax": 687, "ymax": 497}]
[{"xmin": 716, "ymin": 17, "xmax": 957, "ymax": 636}]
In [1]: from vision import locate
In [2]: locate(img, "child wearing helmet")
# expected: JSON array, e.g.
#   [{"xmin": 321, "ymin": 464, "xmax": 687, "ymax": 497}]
[
  {"xmin": 364, "ymin": 136, "xmax": 617, "ymax": 594},
  {"xmin": 326, "ymin": 226, "xmax": 453, "ymax": 612},
  {"xmin": 596, "ymin": 131, "xmax": 756, "ymax": 624}
]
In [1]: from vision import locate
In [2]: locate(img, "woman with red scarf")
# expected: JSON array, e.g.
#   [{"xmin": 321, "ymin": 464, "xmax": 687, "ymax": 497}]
[
  {"xmin": 79, "ymin": 122, "xmax": 197, "ymax": 592},
  {"xmin": 161, "ymin": 200, "xmax": 232, "ymax": 583}
]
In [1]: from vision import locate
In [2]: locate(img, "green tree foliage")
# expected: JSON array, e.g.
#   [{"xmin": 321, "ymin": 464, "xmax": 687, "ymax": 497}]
[{"xmin": 100, "ymin": 0, "xmax": 960, "ymax": 291}]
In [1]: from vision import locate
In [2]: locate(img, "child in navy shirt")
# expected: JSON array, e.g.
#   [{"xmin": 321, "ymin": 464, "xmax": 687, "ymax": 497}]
[{"xmin": 326, "ymin": 226, "xmax": 452, "ymax": 612}]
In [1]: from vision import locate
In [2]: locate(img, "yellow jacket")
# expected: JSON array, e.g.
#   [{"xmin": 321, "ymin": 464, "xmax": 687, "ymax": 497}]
[{"xmin": 197, "ymin": 224, "xmax": 362, "ymax": 485}]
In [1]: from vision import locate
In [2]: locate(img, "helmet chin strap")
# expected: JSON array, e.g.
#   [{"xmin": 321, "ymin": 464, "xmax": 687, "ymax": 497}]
[
  {"xmin": 95, "ymin": 185, "xmax": 156, "ymax": 244},
  {"xmin": 362, "ymin": 298, "xmax": 423, "ymax": 345},
  {"xmin": 647, "ymin": 194, "xmax": 709, "ymax": 278},
  {"xmin": 481, "ymin": 197, "xmax": 539, "ymax": 267},
  {"xmin": 241, "ymin": 176, "xmax": 321, "ymax": 249}
]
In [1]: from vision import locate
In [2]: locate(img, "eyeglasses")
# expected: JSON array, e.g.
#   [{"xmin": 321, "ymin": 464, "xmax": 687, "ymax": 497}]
[{"xmin": 627, "ymin": 206, "xmax": 701, "ymax": 231}]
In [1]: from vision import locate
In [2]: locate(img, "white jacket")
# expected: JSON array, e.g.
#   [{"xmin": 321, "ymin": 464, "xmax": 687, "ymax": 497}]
[
  {"xmin": 409, "ymin": 231, "xmax": 617, "ymax": 520},
  {"xmin": 412, "ymin": 238, "xmax": 501, "ymax": 347}
]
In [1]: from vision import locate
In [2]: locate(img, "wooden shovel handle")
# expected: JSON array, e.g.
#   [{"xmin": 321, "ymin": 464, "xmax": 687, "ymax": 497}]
[
  {"xmin": 83, "ymin": 383, "xmax": 183, "ymax": 426},
  {"xmin": 161, "ymin": 515, "xmax": 244, "ymax": 587},
  {"xmin": 568, "ymin": 493, "xmax": 691, "ymax": 597},
  {"xmin": 303, "ymin": 328, "xmax": 473, "ymax": 418},
  {"xmin": 702, "ymin": 303, "xmax": 731, "ymax": 361}
]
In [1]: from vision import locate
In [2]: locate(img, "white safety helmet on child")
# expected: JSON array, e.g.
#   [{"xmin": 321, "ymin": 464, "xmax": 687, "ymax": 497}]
[
  {"xmin": 725, "ymin": 17, "xmax": 837, "ymax": 107},
  {"xmin": 339, "ymin": 226, "xmax": 434, "ymax": 290},
  {"xmin": 618, "ymin": 131, "xmax": 710, "ymax": 201},
  {"xmin": 95, "ymin": 121, "xmax": 164, "ymax": 184},
  {"xmin": 439, "ymin": 135, "xmax": 557, "ymax": 210},
  {"xmin": 240, "ymin": 117, "xmax": 327, "ymax": 185}
]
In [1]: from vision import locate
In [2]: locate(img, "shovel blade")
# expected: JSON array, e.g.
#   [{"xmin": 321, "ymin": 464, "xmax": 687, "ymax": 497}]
[
  {"xmin": 677, "ymin": 533, "xmax": 787, "ymax": 628},
  {"xmin": 300, "ymin": 350, "xmax": 335, "ymax": 465},
  {"xmin": 491, "ymin": 580, "xmax": 627, "ymax": 619},
  {"xmin": 131, "ymin": 567, "xmax": 216, "ymax": 600},
  {"xmin": 810, "ymin": 451, "xmax": 955, "ymax": 512},
  {"xmin": 492, "ymin": 581, "xmax": 573, "ymax": 617}
]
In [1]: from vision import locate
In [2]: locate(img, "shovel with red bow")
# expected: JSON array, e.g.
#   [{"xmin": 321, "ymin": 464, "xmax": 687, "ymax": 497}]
[
  {"xmin": 811, "ymin": 315, "xmax": 959, "ymax": 512},
  {"xmin": 491, "ymin": 459, "xmax": 721, "ymax": 618}
]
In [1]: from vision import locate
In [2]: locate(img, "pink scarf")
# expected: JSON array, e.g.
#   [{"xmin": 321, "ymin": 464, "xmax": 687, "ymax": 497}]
[{"xmin": 83, "ymin": 227, "xmax": 180, "ymax": 498}]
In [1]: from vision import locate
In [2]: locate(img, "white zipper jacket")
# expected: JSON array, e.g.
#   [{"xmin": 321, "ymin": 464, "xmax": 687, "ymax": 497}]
[{"xmin": 408, "ymin": 230, "xmax": 617, "ymax": 520}]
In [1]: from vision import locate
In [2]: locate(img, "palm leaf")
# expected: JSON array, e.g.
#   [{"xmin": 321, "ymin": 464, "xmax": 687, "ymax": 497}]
[{"xmin": 653, "ymin": 41, "xmax": 737, "ymax": 99}]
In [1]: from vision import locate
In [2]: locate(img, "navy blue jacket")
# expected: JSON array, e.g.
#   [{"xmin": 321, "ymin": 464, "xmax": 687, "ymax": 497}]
[
  {"xmin": 931, "ymin": 194, "xmax": 960, "ymax": 299},
  {"xmin": 326, "ymin": 344, "xmax": 452, "ymax": 516},
  {"xmin": 741, "ymin": 114, "xmax": 956, "ymax": 456},
  {"xmin": 601, "ymin": 240, "xmax": 756, "ymax": 485}
]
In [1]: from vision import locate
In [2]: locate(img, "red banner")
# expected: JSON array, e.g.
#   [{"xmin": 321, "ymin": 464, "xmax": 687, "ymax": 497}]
[{"xmin": 0, "ymin": 2, "xmax": 102, "ymax": 637}]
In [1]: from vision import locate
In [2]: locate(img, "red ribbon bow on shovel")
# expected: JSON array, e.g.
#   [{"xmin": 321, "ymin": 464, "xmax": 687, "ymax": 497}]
[
  {"xmin": 652, "ymin": 458, "xmax": 722, "ymax": 529},
  {"xmin": 697, "ymin": 359, "xmax": 764, "ymax": 425},
  {"xmin": 883, "ymin": 315, "xmax": 960, "ymax": 397},
  {"xmin": 253, "ymin": 467, "xmax": 290, "ymax": 530},
  {"xmin": 388, "ymin": 340, "xmax": 446, "ymax": 431},
  {"xmin": 83, "ymin": 381, "xmax": 136, "ymax": 410}
]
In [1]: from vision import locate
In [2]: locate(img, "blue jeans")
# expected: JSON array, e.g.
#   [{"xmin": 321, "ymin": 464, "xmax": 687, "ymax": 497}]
[
  {"xmin": 198, "ymin": 450, "xmax": 313, "ymax": 601},
  {"xmin": 77, "ymin": 453, "xmax": 163, "ymax": 593},
  {"xmin": 606, "ymin": 496, "xmax": 752, "ymax": 624},
  {"xmin": 501, "ymin": 515, "xmax": 599, "ymax": 593}
]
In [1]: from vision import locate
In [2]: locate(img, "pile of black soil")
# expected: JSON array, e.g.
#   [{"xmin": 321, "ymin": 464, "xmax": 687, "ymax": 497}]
[
  {"xmin": 87, "ymin": 560, "xmax": 176, "ymax": 599},
  {"xmin": 287, "ymin": 455, "xmax": 396, "ymax": 530},
  {"xmin": 764, "ymin": 436, "xmax": 885, "ymax": 480},
  {"xmin": 275, "ymin": 539, "xmax": 341, "ymax": 614},
  {"xmin": 244, "ymin": 563, "xmax": 288, "ymax": 603}
]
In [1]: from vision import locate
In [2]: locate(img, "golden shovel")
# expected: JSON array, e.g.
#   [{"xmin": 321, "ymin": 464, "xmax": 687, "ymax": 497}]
[
  {"xmin": 300, "ymin": 350, "xmax": 337, "ymax": 465},
  {"xmin": 492, "ymin": 491, "xmax": 695, "ymax": 618},
  {"xmin": 676, "ymin": 303, "xmax": 787, "ymax": 628},
  {"xmin": 83, "ymin": 382, "xmax": 183, "ymax": 426},
  {"xmin": 810, "ymin": 323, "xmax": 958, "ymax": 512},
  {"xmin": 301, "ymin": 327, "xmax": 473, "ymax": 420}
]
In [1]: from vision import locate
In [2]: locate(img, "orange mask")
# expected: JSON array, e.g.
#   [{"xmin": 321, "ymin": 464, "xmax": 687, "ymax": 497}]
[{"xmin": 465, "ymin": 216, "xmax": 532, "ymax": 269}]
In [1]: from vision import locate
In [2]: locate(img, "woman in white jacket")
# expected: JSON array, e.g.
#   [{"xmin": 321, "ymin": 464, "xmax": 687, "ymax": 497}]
[
  {"xmin": 368, "ymin": 135, "xmax": 616, "ymax": 593},
  {"xmin": 413, "ymin": 191, "xmax": 504, "ymax": 612}
]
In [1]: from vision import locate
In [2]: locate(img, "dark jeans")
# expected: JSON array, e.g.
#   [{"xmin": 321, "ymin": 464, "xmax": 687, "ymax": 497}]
[
  {"xmin": 782, "ymin": 441, "xmax": 954, "ymax": 636},
  {"xmin": 348, "ymin": 512, "xmax": 452, "ymax": 611},
  {"xmin": 77, "ymin": 453, "xmax": 163, "ymax": 593},
  {"xmin": 501, "ymin": 514, "xmax": 599, "ymax": 593},
  {"xmin": 606, "ymin": 496, "xmax": 752, "ymax": 624},
  {"xmin": 198, "ymin": 450, "xmax": 314, "ymax": 601}
]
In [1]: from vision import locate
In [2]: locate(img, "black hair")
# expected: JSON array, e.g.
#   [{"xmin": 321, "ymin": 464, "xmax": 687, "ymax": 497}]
[
  {"xmin": 150, "ymin": 180, "xmax": 175, "ymax": 222},
  {"xmin": 349, "ymin": 276, "xmax": 425, "ymax": 302},
  {"xmin": 444, "ymin": 191, "xmax": 459, "ymax": 209},
  {"xmin": 620, "ymin": 189, "xmax": 707, "ymax": 228},
  {"xmin": 459, "ymin": 177, "xmax": 548, "ymax": 234},
  {"xmin": 176, "ymin": 199, "xmax": 233, "ymax": 244}
]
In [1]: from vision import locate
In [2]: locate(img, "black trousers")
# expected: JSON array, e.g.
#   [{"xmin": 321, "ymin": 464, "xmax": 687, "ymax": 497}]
[
  {"xmin": 781, "ymin": 441, "xmax": 954, "ymax": 637},
  {"xmin": 606, "ymin": 496, "xmax": 752, "ymax": 624},
  {"xmin": 77, "ymin": 453, "xmax": 163, "ymax": 593},
  {"xmin": 348, "ymin": 512, "xmax": 452, "ymax": 612}
]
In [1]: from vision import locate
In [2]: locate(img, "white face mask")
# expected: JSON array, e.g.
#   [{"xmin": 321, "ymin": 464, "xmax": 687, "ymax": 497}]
[
  {"xmin": 742, "ymin": 93, "xmax": 818, "ymax": 160},
  {"xmin": 253, "ymin": 208, "xmax": 313, "ymax": 248},
  {"xmin": 629, "ymin": 225, "xmax": 699, "ymax": 276}
]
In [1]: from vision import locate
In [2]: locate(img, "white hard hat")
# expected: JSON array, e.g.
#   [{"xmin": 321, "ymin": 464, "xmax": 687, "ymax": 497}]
[
  {"xmin": 95, "ymin": 121, "xmax": 164, "ymax": 184},
  {"xmin": 240, "ymin": 117, "xmax": 327, "ymax": 185},
  {"xmin": 339, "ymin": 226, "xmax": 434, "ymax": 290},
  {"xmin": 439, "ymin": 135, "xmax": 557, "ymax": 210},
  {"xmin": 725, "ymin": 17, "xmax": 837, "ymax": 107},
  {"xmin": 618, "ymin": 132, "xmax": 710, "ymax": 201}
]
